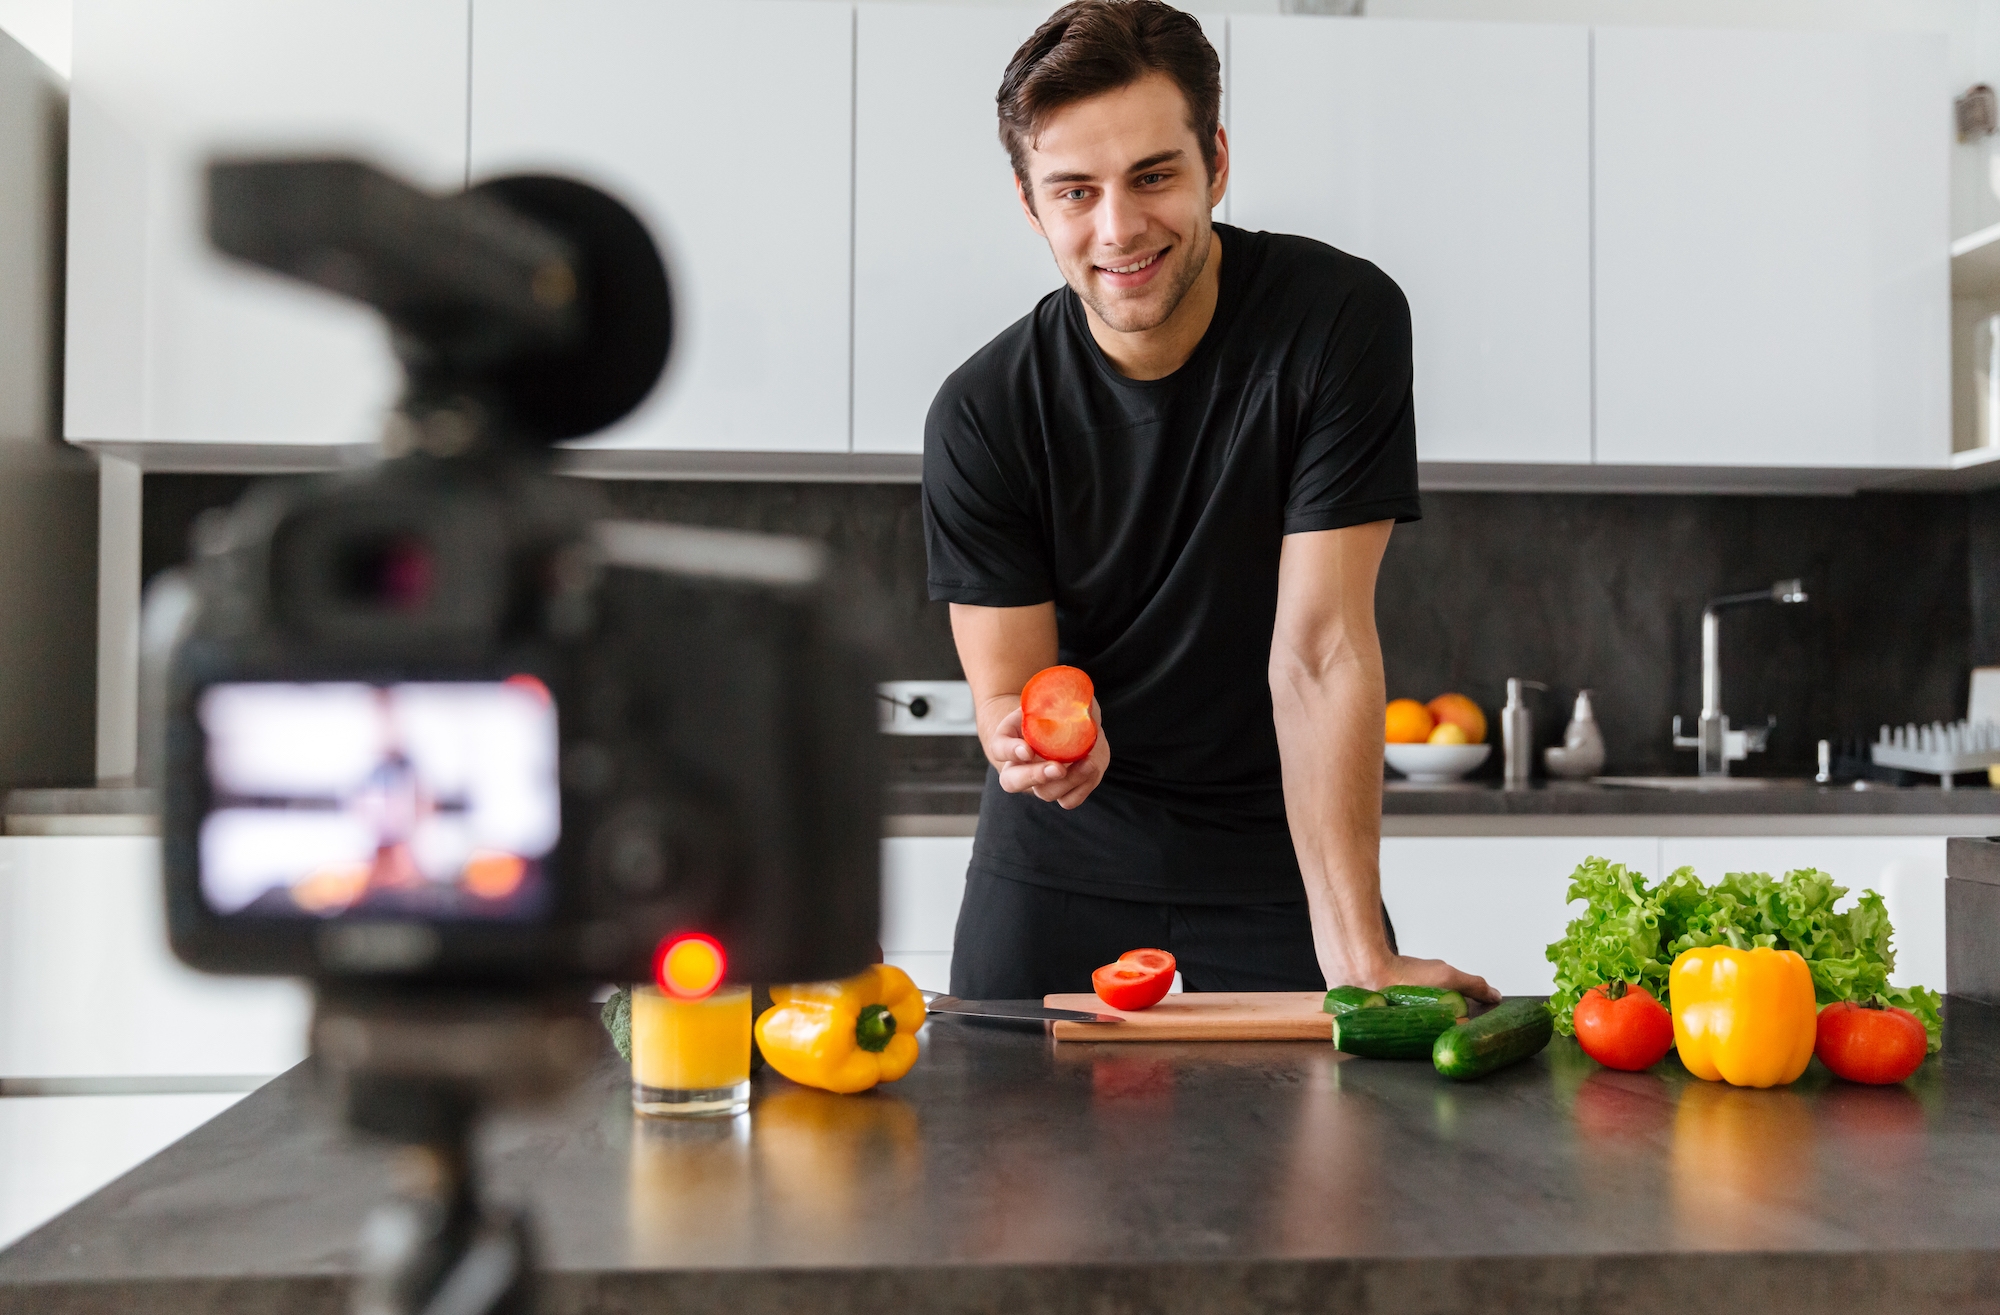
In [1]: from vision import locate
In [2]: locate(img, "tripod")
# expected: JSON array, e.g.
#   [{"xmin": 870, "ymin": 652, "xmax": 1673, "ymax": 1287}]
[{"xmin": 313, "ymin": 989, "xmax": 602, "ymax": 1315}]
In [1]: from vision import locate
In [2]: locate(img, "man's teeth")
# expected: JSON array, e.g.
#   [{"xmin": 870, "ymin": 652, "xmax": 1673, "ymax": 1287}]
[{"xmin": 1102, "ymin": 251, "xmax": 1161, "ymax": 275}]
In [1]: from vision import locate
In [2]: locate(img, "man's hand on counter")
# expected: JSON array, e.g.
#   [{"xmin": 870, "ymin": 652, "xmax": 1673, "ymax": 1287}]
[
  {"xmin": 1352, "ymin": 954, "xmax": 1499, "ymax": 1004},
  {"xmin": 992, "ymin": 700, "xmax": 1110, "ymax": 810}
]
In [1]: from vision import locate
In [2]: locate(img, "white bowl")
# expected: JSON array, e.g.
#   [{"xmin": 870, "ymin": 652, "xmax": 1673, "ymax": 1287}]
[{"xmin": 1384, "ymin": 742, "xmax": 1492, "ymax": 783}]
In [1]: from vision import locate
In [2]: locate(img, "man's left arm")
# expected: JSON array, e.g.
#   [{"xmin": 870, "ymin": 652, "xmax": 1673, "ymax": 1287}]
[{"xmin": 1270, "ymin": 522, "xmax": 1498, "ymax": 1000}]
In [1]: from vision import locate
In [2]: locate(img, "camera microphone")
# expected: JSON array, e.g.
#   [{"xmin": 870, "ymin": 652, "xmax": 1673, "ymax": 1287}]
[{"xmin": 208, "ymin": 158, "xmax": 673, "ymax": 450}]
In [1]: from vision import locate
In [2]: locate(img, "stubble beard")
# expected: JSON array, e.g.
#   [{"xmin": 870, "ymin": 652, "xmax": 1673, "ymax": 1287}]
[{"xmin": 1073, "ymin": 219, "xmax": 1214, "ymax": 336}]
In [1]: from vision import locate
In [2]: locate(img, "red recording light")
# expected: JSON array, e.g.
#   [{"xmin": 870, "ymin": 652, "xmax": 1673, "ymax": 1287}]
[{"xmin": 654, "ymin": 932, "xmax": 726, "ymax": 1000}]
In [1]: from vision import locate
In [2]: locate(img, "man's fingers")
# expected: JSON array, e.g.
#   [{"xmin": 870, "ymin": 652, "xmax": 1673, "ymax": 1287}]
[
  {"xmin": 1373, "ymin": 956, "xmax": 1500, "ymax": 1005},
  {"xmin": 1426, "ymin": 961, "xmax": 1500, "ymax": 1004}
]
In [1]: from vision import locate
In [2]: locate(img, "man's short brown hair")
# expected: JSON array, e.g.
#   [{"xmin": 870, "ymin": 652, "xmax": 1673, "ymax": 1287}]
[{"xmin": 996, "ymin": 0, "xmax": 1222, "ymax": 196}]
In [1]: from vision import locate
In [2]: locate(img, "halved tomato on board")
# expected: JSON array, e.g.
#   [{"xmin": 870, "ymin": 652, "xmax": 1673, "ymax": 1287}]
[
  {"xmin": 1021, "ymin": 665, "xmax": 1098, "ymax": 763},
  {"xmin": 1092, "ymin": 948, "xmax": 1176, "ymax": 1012}
]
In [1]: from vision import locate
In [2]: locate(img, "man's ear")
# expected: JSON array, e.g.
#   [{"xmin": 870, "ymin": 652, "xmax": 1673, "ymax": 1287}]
[
  {"xmin": 1014, "ymin": 174, "xmax": 1047, "ymax": 238},
  {"xmin": 1208, "ymin": 124, "xmax": 1230, "ymax": 210}
]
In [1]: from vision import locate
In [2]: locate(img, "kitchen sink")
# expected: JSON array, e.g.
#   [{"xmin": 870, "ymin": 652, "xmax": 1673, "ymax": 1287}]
[{"xmin": 1591, "ymin": 775, "xmax": 1813, "ymax": 792}]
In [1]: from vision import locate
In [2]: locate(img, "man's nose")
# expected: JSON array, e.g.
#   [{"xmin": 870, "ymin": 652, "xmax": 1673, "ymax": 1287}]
[{"xmin": 1095, "ymin": 186, "xmax": 1148, "ymax": 253}]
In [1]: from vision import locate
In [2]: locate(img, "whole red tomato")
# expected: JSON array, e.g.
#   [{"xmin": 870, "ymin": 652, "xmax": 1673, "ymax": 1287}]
[
  {"xmin": 1573, "ymin": 980, "xmax": 1675, "ymax": 1072},
  {"xmin": 1814, "ymin": 1001, "xmax": 1927, "ymax": 1085}
]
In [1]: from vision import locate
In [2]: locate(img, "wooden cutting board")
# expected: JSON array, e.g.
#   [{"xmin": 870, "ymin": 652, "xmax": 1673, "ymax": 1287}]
[{"xmin": 1042, "ymin": 991, "xmax": 1332, "ymax": 1042}]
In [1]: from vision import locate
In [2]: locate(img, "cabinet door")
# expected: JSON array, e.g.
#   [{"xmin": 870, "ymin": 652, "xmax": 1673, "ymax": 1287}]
[
  {"xmin": 64, "ymin": 0, "xmax": 467, "ymax": 448},
  {"xmin": 1594, "ymin": 28, "xmax": 1948, "ymax": 470},
  {"xmin": 851, "ymin": 4, "xmax": 1058, "ymax": 455},
  {"xmin": 0, "ymin": 838, "xmax": 310, "ymax": 1078},
  {"xmin": 1658, "ymin": 836, "xmax": 1947, "ymax": 993},
  {"xmin": 1229, "ymin": 17, "xmax": 1591, "ymax": 466},
  {"xmin": 1379, "ymin": 837, "xmax": 1657, "ymax": 995},
  {"xmin": 470, "ymin": 0, "xmax": 852, "ymax": 454},
  {"xmin": 880, "ymin": 836, "xmax": 973, "ymax": 993}
]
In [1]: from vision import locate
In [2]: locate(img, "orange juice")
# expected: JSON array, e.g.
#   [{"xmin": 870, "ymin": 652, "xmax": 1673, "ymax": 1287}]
[{"xmin": 631, "ymin": 984, "xmax": 751, "ymax": 1117}]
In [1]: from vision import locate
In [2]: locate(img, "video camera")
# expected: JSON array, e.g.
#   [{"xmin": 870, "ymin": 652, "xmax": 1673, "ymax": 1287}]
[
  {"xmin": 150, "ymin": 159, "xmax": 882, "ymax": 992},
  {"xmin": 142, "ymin": 159, "xmax": 885, "ymax": 1314}
]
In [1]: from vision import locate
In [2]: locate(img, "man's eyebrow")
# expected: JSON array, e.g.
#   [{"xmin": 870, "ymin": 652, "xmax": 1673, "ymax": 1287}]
[{"xmin": 1036, "ymin": 148, "xmax": 1188, "ymax": 188}]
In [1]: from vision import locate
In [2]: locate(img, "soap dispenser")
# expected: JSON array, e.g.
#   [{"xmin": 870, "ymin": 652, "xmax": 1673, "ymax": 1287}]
[
  {"xmin": 1544, "ymin": 689, "xmax": 1606, "ymax": 780},
  {"xmin": 1501, "ymin": 679, "xmax": 1547, "ymax": 789}
]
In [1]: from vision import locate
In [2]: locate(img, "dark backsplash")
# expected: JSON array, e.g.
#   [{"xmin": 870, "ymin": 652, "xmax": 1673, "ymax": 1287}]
[{"xmin": 145, "ymin": 475, "xmax": 1993, "ymax": 779}]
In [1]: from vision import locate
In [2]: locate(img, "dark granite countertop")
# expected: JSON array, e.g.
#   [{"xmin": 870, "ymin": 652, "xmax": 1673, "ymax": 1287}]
[
  {"xmin": 1381, "ymin": 779, "xmax": 2000, "ymax": 815},
  {"xmin": 885, "ymin": 771, "xmax": 2000, "ymax": 818},
  {"xmin": 10, "ymin": 1002, "xmax": 2000, "ymax": 1314}
]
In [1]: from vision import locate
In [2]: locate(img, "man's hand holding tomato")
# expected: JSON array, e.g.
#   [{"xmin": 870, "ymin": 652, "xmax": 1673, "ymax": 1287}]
[{"xmin": 989, "ymin": 695, "xmax": 1110, "ymax": 810}]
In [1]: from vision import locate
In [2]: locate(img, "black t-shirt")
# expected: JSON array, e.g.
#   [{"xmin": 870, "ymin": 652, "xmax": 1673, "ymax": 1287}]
[{"xmin": 922, "ymin": 224, "xmax": 1420, "ymax": 904}]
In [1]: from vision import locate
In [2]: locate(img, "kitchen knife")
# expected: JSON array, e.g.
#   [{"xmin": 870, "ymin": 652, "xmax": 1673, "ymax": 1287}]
[{"xmin": 921, "ymin": 992, "xmax": 1122, "ymax": 1025}]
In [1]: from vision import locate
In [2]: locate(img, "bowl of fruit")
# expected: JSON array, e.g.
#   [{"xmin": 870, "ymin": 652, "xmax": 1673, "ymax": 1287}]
[{"xmin": 1383, "ymin": 693, "xmax": 1490, "ymax": 783}]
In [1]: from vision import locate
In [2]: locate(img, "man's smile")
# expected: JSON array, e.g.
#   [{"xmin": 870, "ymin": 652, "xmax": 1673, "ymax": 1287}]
[{"xmin": 1094, "ymin": 245, "xmax": 1170, "ymax": 287}]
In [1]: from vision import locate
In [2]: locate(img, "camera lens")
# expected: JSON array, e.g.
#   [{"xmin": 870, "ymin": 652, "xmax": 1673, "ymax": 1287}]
[{"xmin": 337, "ymin": 535, "xmax": 435, "ymax": 612}]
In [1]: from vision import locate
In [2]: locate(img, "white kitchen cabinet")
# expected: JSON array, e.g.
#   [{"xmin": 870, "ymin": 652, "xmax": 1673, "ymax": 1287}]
[
  {"xmin": 1229, "ymin": 17, "xmax": 1592, "ymax": 466},
  {"xmin": 0, "ymin": 838, "xmax": 310, "ymax": 1079},
  {"xmin": 1379, "ymin": 836, "xmax": 1658, "ymax": 995},
  {"xmin": 851, "ymin": 4, "xmax": 1061, "ymax": 456},
  {"xmin": 470, "ymin": 0, "xmax": 853, "ymax": 454},
  {"xmin": 880, "ymin": 835, "xmax": 973, "ymax": 993},
  {"xmin": 1657, "ymin": 836, "xmax": 1947, "ymax": 993},
  {"xmin": 0, "ymin": 1092, "xmax": 247, "ymax": 1250},
  {"xmin": 1593, "ymin": 27, "xmax": 1949, "ymax": 471},
  {"xmin": 64, "ymin": 0, "xmax": 468, "ymax": 449}
]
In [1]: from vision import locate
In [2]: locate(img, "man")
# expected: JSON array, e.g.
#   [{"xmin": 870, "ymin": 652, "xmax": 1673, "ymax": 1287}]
[{"xmin": 923, "ymin": 0, "xmax": 1494, "ymax": 1003}]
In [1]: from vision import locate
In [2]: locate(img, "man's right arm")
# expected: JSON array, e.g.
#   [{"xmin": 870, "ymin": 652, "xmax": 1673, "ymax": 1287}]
[{"xmin": 949, "ymin": 601, "xmax": 1109, "ymax": 810}]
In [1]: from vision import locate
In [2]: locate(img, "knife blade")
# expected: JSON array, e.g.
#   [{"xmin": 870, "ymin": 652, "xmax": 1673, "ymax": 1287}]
[{"xmin": 921, "ymin": 992, "xmax": 1122, "ymax": 1025}]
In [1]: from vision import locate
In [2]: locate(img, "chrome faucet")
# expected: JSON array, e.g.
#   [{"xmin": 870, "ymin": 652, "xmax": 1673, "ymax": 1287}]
[{"xmin": 1671, "ymin": 579, "xmax": 1807, "ymax": 777}]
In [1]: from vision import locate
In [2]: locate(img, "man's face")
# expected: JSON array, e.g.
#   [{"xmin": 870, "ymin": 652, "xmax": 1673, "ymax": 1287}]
[{"xmin": 1016, "ymin": 72, "xmax": 1228, "ymax": 336}]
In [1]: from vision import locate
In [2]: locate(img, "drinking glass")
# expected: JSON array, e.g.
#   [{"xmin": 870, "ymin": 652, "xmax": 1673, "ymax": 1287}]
[{"xmin": 630, "ymin": 984, "xmax": 752, "ymax": 1118}]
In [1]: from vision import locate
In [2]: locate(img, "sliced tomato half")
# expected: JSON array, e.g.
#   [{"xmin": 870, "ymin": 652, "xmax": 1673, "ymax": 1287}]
[
  {"xmin": 1092, "ymin": 948, "xmax": 1176, "ymax": 1012},
  {"xmin": 1021, "ymin": 665, "xmax": 1098, "ymax": 763}
]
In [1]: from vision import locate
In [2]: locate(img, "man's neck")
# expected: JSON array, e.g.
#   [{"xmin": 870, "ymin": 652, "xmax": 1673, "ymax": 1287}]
[{"xmin": 1081, "ymin": 232, "xmax": 1224, "ymax": 382}]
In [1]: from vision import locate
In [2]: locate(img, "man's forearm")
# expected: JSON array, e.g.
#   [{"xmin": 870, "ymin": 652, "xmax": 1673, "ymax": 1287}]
[{"xmin": 1271, "ymin": 637, "xmax": 1392, "ymax": 988}]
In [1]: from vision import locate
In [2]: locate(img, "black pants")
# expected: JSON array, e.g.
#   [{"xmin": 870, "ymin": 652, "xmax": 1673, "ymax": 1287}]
[{"xmin": 948, "ymin": 869, "xmax": 1398, "ymax": 999}]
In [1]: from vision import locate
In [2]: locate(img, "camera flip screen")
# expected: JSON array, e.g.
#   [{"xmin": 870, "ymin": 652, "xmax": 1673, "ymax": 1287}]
[{"xmin": 197, "ymin": 680, "xmax": 560, "ymax": 921}]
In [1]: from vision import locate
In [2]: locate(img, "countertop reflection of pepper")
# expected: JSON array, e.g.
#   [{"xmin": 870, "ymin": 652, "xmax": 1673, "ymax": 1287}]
[
  {"xmin": 1669, "ymin": 944, "xmax": 1817, "ymax": 1088},
  {"xmin": 755, "ymin": 964, "xmax": 926, "ymax": 1094}
]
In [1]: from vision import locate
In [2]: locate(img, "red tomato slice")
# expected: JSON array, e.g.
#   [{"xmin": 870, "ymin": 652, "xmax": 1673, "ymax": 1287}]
[
  {"xmin": 1814, "ymin": 1001, "xmax": 1927, "ymax": 1085},
  {"xmin": 1092, "ymin": 947, "xmax": 1176, "ymax": 1011},
  {"xmin": 1020, "ymin": 665, "xmax": 1098, "ymax": 764}
]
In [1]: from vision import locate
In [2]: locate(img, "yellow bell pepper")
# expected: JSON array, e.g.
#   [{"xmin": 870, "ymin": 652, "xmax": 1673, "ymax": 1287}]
[
  {"xmin": 755, "ymin": 964, "xmax": 926, "ymax": 1094},
  {"xmin": 1669, "ymin": 944, "xmax": 1816, "ymax": 1088}
]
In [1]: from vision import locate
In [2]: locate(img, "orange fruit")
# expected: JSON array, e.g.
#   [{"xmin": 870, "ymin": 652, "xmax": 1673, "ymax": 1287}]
[
  {"xmin": 1385, "ymin": 698, "xmax": 1435, "ymax": 744},
  {"xmin": 1427, "ymin": 693, "xmax": 1487, "ymax": 745},
  {"xmin": 1427, "ymin": 722, "xmax": 1469, "ymax": 746}
]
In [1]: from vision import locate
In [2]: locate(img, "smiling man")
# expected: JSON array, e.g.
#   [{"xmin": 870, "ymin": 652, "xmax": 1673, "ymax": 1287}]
[{"xmin": 923, "ymin": 0, "xmax": 1495, "ymax": 1004}]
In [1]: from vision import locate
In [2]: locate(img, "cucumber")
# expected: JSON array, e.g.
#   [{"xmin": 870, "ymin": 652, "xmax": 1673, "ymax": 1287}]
[
  {"xmin": 1432, "ymin": 998, "xmax": 1554, "ymax": 1081},
  {"xmin": 1383, "ymin": 985, "xmax": 1468, "ymax": 1017},
  {"xmin": 1332, "ymin": 1005, "xmax": 1460, "ymax": 1059},
  {"xmin": 1323, "ymin": 986, "xmax": 1388, "ymax": 1015}
]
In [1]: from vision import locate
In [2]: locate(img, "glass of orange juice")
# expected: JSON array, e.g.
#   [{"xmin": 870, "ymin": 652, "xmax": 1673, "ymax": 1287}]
[{"xmin": 630, "ymin": 984, "xmax": 752, "ymax": 1118}]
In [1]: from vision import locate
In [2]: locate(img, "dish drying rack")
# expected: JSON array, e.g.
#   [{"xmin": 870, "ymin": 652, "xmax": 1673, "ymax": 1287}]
[{"xmin": 1870, "ymin": 720, "xmax": 2000, "ymax": 789}]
